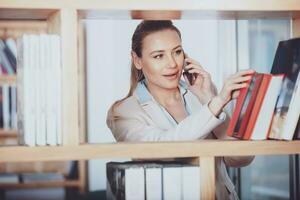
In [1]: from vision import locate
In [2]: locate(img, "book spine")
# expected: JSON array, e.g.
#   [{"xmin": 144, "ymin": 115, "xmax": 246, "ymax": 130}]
[
  {"xmin": 146, "ymin": 167, "xmax": 162, "ymax": 200},
  {"xmin": 251, "ymin": 75, "xmax": 284, "ymax": 140},
  {"xmin": 26, "ymin": 35, "xmax": 37, "ymax": 146},
  {"xmin": 52, "ymin": 35, "xmax": 62, "ymax": 145},
  {"xmin": 163, "ymin": 166, "xmax": 182, "ymax": 200},
  {"xmin": 227, "ymin": 73, "xmax": 254, "ymax": 137},
  {"xmin": 280, "ymin": 72, "xmax": 300, "ymax": 140},
  {"xmin": 0, "ymin": 86, "xmax": 3, "ymax": 128},
  {"xmin": 11, "ymin": 85, "xmax": 17, "ymax": 129},
  {"xmin": 243, "ymin": 74, "xmax": 272, "ymax": 140},
  {"xmin": 236, "ymin": 73, "xmax": 264, "ymax": 138},
  {"xmin": 2, "ymin": 84, "xmax": 9, "ymax": 130},
  {"xmin": 182, "ymin": 166, "xmax": 200, "ymax": 200},
  {"xmin": 125, "ymin": 167, "xmax": 145, "ymax": 200}
]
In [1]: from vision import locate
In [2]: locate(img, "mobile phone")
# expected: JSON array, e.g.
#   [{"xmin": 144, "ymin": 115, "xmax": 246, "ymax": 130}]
[{"xmin": 182, "ymin": 54, "xmax": 194, "ymax": 85}]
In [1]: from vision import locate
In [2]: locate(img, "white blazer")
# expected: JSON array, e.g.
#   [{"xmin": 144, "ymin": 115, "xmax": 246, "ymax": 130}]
[{"xmin": 107, "ymin": 80, "xmax": 252, "ymax": 200}]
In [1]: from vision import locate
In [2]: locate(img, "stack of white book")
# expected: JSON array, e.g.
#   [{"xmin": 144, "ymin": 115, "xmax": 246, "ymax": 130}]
[
  {"xmin": 17, "ymin": 34, "xmax": 62, "ymax": 146},
  {"xmin": 106, "ymin": 161, "xmax": 200, "ymax": 200}
]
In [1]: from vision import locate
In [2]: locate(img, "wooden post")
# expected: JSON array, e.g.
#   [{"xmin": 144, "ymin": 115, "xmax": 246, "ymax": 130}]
[
  {"xmin": 77, "ymin": 18, "xmax": 87, "ymax": 194},
  {"xmin": 48, "ymin": 9, "xmax": 79, "ymax": 145},
  {"xmin": 292, "ymin": 18, "xmax": 300, "ymax": 38},
  {"xmin": 199, "ymin": 156, "xmax": 216, "ymax": 200}
]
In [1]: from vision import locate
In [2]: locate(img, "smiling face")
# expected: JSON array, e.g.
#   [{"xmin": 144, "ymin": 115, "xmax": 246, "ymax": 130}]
[{"xmin": 133, "ymin": 29, "xmax": 184, "ymax": 90}]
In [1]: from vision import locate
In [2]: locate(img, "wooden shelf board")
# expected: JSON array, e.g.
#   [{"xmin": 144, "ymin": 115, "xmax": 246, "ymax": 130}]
[
  {"xmin": 0, "ymin": 0, "xmax": 299, "ymax": 10},
  {"xmin": 0, "ymin": 132, "xmax": 18, "ymax": 138},
  {"xmin": 0, "ymin": 75, "xmax": 17, "ymax": 85},
  {"xmin": 0, "ymin": 8, "xmax": 58, "ymax": 20},
  {"xmin": 0, "ymin": 140, "xmax": 300, "ymax": 163},
  {"xmin": 1, "ymin": 1, "xmax": 300, "ymax": 19},
  {"xmin": 0, "ymin": 20, "xmax": 47, "ymax": 30},
  {"xmin": 0, "ymin": 180, "xmax": 80, "ymax": 189},
  {"xmin": 79, "ymin": 10, "xmax": 300, "ymax": 20}
]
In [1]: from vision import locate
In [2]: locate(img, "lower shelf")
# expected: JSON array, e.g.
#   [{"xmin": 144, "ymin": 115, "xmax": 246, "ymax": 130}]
[
  {"xmin": 0, "ymin": 140, "xmax": 300, "ymax": 163},
  {"xmin": 0, "ymin": 180, "xmax": 80, "ymax": 189}
]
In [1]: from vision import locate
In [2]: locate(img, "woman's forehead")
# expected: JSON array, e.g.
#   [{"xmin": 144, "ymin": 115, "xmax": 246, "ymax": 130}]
[{"xmin": 142, "ymin": 29, "xmax": 182, "ymax": 53}]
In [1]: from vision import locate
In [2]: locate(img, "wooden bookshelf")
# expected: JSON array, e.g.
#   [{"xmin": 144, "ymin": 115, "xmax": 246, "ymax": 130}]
[
  {"xmin": 0, "ymin": 140, "xmax": 300, "ymax": 163},
  {"xmin": 0, "ymin": 0, "xmax": 299, "ymax": 11},
  {"xmin": 0, "ymin": 180, "xmax": 80, "ymax": 189},
  {"xmin": 0, "ymin": 0, "xmax": 300, "ymax": 199},
  {"xmin": 0, "ymin": 75, "xmax": 17, "ymax": 85},
  {"xmin": 0, "ymin": 129, "xmax": 18, "ymax": 138}
]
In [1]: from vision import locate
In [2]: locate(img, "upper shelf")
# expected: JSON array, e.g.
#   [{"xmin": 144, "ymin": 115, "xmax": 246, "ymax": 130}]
[
  {"xmin": 0, "ymin": 0, "xmax": 300, "ymax": 20},
  {"xmin": 0, "ymin": 0, "xmax": 299, "ymax": 10},
  {"xmin": 0, "ymin": 140, "xmax": 300, "ymax": 163}
]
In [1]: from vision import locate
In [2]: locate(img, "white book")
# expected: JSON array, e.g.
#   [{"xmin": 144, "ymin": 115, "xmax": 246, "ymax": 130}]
[
  {"xmin": 0, "ymin": 55, "xmax": 3, "ymax": 75},
  {"xmin": 52, "ymin": 35, "xmax": 62, "ymax": 145},
  {"xmin": 11, "ymin": 85, "xmax": 17, "ymax": 129},
  {"xmin": 251, "ymin": 75, "xmax": 284, "ymax": 140},
  {"xmin": 146, "ymin": 166, "xmax": 162, "ymax": 200},
  {"xmin": 125, "ymin": 167, "xmax": 145, "ymax": 200},
  {"xmin": 0, "ymin": 86, "xmax": 3, "ymax": 127},
  {"xmin": 26, "ymin": 35, "xmax": 37, "ymax": 146},
  {"xmin": 46, "ymin": 35, "xmax": 56, "ymax": 145},
  {"xmin": 280, "ymin": 72, "xmax": 300, "ymax": 140},
  {"xmin": 182, "ymin": 166, "xmax": 200, "ymax": 200},
  {"xmin": 2, "ymin": 84, "xmax": 10, "ymax": 130},
  {"xmin": 16, "ymin": 36, "xmax": 25, "ymax": 144},
  {"xmin": 163, "ymin": 164, "xmax": 182, "ymax": 200},
  {"xmin": 36, "ymin": 34, "xmax": 47, "ymax": 146},
  {"xmin": 32, "ymin": 35, "xmax": 45, "ymax": 146},
  {"xmin": 17, "ymin": 35, "xmax": 35, "ymax": 146}
]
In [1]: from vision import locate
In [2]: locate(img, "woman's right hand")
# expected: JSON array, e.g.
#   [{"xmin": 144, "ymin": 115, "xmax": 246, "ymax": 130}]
[{"xmin": 208, "ymin": 69, "xmax": 255, "ymax": 117}]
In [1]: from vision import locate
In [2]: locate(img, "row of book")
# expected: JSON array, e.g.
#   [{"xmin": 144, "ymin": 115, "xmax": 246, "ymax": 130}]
[
  {"xmin": 0, "ymin": 38, "xmax": 17, "ymax": 75},
  {"xmin": 17, "ymin": 34, "xmax": 62, "ymax": 146},
  {"xmin": 0, "ymin": 85, "xmax": 17, "ymax": 130},
  {"xmin": 106, "ymin": 161, "xmax": 200, "ymax": 200},
  {"xmin": 227, "ymin": 37, "xmax": 300, "ymax": 140}
]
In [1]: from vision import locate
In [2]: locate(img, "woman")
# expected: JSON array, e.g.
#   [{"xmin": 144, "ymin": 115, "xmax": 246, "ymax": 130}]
[{"xmin": 106, "ymin": 20, "xmax": 254, "ymax": 199}]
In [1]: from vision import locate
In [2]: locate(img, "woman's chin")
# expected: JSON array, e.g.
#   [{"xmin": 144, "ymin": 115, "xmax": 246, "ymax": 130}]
[{"xmin": 161, "ymin": 79, "xmax": 180, "ymax": 89}]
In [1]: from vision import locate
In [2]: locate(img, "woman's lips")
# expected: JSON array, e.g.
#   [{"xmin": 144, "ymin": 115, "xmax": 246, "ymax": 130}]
[{"xmin": 163, "ymin": 72, "xmax": 179, "ymax": 80}]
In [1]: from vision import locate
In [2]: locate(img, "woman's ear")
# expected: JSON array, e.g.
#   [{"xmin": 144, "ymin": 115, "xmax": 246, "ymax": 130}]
[{"xmin": 131, "ymin": 51, "xmax": 142, "ymax": 70}]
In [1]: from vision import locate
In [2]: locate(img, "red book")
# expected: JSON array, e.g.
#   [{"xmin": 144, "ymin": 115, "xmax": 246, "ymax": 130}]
[
  {"xmin": 243, "ymin": 74, "xmax": 272, "ymax": 140},
  {"xmin": 235, "ymin": 73, "xmax": 264, "ymax": 138},
  {"xmin": 227, "ymin": 72, "xmax": 255, "ymax": 137}
]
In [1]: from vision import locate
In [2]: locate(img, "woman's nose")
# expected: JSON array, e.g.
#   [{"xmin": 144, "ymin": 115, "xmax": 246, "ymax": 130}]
[{"xmin": 167, "ymin": 55, "xmax": 177, "ymax": 68}]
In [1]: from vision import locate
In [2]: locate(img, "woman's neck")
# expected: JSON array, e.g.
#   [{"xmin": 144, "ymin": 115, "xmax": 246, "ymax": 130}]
[{"xmin": 146, "ymin": 81, "xmax": 181, "ymax": 107}]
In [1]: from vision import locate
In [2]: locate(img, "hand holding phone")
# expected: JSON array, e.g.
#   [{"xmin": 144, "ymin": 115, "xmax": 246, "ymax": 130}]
[{"xmin": 182, "ymin": 57, "xmax": 195, "ymax": 85}]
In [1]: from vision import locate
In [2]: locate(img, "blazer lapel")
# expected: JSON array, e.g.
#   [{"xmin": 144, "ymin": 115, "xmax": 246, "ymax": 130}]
[
  {"xmin": 133, "ymin": 80, "xmax": 175, "ymax": 129},
  {"xmin": 141, "ymin": 101, "xmax": 175, "ymax": 130},
  {"xmin": 183, "ymin": 90, "xmax": 203, "ymax": 114}
]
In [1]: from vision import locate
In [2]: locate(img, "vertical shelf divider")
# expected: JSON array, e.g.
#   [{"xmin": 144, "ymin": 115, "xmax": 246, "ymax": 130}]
[
  {"xmin": 200, "ymin": 156, "xmax": 216, "ymax": 200},
  {"xmin": 48, "ymin": 9, "xmax": 79, "ymax": 145},
  {"xmin": 292, "ymin": 18, "xmax": 300, "ymax": 37}
]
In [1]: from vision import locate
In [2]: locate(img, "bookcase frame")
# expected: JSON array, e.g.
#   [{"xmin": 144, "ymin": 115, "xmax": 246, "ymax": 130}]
[
  {"xmin": 0, "ymin": 0, "xmax": 300, "ymax": 199},
  {"xmin": 0, "ymin": 9, "xmax": 86, "ymax": 193}
]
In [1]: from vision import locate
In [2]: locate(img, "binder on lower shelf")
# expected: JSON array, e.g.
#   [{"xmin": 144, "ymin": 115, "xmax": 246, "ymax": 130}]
[{"xmin": 106, "ymin": 161, "xmax": 200, "ymax": 200}]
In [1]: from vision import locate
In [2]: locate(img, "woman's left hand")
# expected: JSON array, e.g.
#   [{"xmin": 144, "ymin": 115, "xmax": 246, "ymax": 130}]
[{"xmin": 183, "ymin": 57, "xmax": 217, "ymax": 104}]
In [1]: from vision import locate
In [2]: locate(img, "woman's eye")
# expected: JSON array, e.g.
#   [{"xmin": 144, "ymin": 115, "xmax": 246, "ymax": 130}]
[
  {"xmin": 175, "ymin": 49, "xmax": 182, "ymax": 55},
  {"xmin": 154, "ymin": 54, "xmax": 163, "ymax": 59}
]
